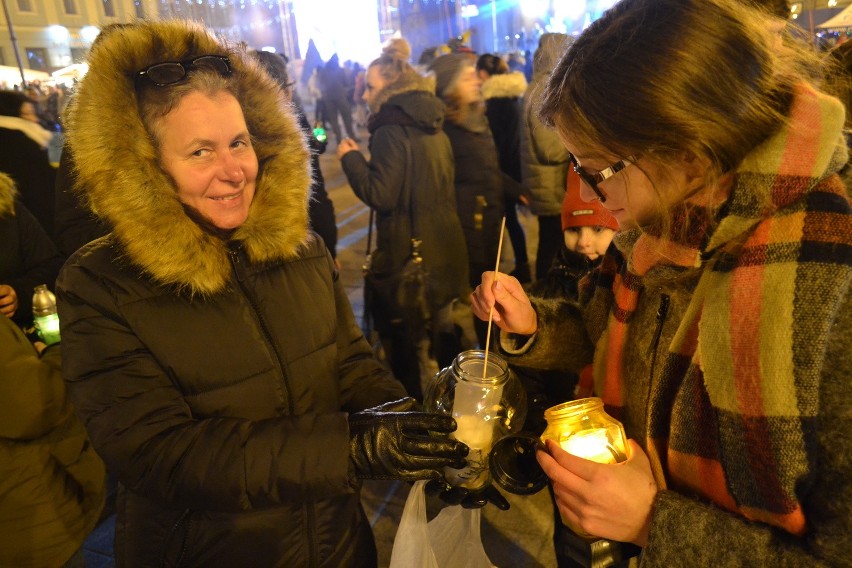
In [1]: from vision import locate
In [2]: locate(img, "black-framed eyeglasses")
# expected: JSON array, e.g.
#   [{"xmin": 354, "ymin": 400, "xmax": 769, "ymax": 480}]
[
  {"xmin": 568, "ymin": 153, "xmax": 639, "ymax": 203},
  {"xmin": 135, "ymin": 55, "xmax": 231, "ymax": 87}
]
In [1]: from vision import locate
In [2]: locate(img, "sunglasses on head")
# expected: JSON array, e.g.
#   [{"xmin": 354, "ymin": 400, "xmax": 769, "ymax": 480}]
[{"xmin": 135, "ymin": 55, "xmax": 231, "ymax": 87}]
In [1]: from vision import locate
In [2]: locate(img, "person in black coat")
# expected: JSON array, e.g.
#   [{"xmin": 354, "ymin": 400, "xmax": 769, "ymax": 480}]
[
  {"xmin": 253, "ymin": 50, "xmax": 339, "ymax": 260},
  {"xmin": 0, "ymin": 90, "xmax": 58, "ymax": 239},
  {"xmin": 476, "ymin": 53, "xmax": 530, "ymax": 283},
  {"xmin": 338, "ymin": 40, "xmax": 470, "ymax": 395},
  {"xmin": 430, "ymin": 53, "xmax": 523, "ymax": 347},
  {"xmin": 56, "ymin": 21, "xmax": 468, "ymax": 567},
  {"xmin": 0, "ymin": 173, "xmax": 64, "ymax": 330},
  {"xmin": 319, "ymin": 54, "xmax": 358, "ymax": 144}
]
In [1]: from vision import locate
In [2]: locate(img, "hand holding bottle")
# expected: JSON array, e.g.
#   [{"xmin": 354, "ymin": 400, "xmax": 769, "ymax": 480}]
[{"xmin": 0, "ymin": 284, "xmax": 18, "ymax": 318}]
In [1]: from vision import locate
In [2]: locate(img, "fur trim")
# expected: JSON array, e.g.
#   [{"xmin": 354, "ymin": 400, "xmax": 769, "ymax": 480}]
[
  {"xmin": 369, "ymin": 68, "xmax": 435, "ymax": 114},
  {"xmin": 65, "ymin": 20, "xmax": 311, "ymax": 295},
  {"xmin": 0, "ymin": 172, "xmax": 16, "ymax": 218},
  {"xmin": 481, "ymin": 72, "xmax": 527, "ymax": 100}
]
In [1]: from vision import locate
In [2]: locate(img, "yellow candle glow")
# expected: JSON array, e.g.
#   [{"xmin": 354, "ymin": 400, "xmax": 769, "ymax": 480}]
[{"xmin": 560, "ymin": 428, "xmax": 619, "ymax": 464}]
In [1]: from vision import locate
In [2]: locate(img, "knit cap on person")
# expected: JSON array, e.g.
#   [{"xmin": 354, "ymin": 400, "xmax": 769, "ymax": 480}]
[
  {"xmin": 561, "ymin": 172, "xmax": 620, "ymax": 231},
  {"xmin": 428, "ymin": 53, "xmax": 472, "ymax": 98}
]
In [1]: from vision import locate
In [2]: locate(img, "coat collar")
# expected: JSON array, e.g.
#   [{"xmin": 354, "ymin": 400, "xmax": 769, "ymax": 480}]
[{"xmin": 481, "ymin": 72, "xmax": 527, "ymax": 100}]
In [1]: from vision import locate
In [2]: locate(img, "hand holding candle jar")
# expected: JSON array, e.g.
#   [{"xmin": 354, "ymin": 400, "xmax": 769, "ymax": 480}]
[
  {"xmin": 540, "ymin": 398, "xmax": 628, "ymax": 465},
  {"xmin": 539, "ymin": 398, "xmax": 628, "ymax": 538},
  {"xmin": 537, "ymin": 397, "xmax": 658, "ymax": 546}
]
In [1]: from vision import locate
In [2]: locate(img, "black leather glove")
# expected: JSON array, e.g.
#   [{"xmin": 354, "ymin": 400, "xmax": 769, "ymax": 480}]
[
  {"xmin": 424, "ymin": 479, "xmax": 511, "ymax": 511},
  {"xmin": 349, "ymin": 398, "xmax": 469, "ymax": 481}
]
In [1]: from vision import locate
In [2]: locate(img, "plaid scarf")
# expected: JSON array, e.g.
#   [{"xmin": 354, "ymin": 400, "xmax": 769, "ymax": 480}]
[{"xmin": 597, "ymin": 83, "xmax": 851, "ymax": 535}]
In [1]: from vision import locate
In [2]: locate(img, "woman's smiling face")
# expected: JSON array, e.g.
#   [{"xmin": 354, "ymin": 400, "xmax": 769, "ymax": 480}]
[{"xmin": 158, "ymin": 90, "xmax": 258, "ymax": 230}]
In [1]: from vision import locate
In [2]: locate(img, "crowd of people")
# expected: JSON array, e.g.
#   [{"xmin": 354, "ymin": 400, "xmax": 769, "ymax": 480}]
[{"xmin": 1, "ymin": 0, "xmax": 849, "ymax": 566}]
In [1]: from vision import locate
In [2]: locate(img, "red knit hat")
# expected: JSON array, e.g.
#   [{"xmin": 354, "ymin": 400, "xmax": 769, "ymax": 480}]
[{"xmin": 561, "ymin": 170, "xmax": 620, "ymax": 231}]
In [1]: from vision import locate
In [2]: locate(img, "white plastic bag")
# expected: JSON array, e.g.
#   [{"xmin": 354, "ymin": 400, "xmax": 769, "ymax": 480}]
[{"xmin": 389, "ymin": 481, "xmax": 496, "ymax": 568}]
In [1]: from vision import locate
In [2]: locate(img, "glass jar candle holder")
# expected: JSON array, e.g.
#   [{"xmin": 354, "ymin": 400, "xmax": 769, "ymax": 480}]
[
  {"xmin": 424, "ymin": 350, "xmax": 526, "ymax": 491},
  {"xmin": 541, "ymin": 397, "xmax": 628, "ymax": 537}
]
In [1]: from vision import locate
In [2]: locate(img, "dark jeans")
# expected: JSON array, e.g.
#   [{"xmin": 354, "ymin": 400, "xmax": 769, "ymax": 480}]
[
  {"xmin": 505, "ymin": 196, "xmax": 528, "ymax": 265},
  {"xmin": 535, "ymin": 215, "xmax": 563, "ymax": 281},
  {"xmin": 378, "ymin": 320, "xmax": 423, "ymax": 401},
  {"xmin": 323, "ymin": 93, "xmax": 357, "ymax": 141}
]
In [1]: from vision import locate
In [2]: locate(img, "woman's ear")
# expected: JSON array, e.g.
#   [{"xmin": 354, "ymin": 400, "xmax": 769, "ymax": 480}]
[{"xmin": 678, "ymin": 151, "xmax": 712, "ymax": 192}]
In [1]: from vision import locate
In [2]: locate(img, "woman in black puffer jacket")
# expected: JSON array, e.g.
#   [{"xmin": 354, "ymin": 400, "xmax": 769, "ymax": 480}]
[{"xmin": 57, "ymin": 21, "xmax": 468, "ymax": 568}]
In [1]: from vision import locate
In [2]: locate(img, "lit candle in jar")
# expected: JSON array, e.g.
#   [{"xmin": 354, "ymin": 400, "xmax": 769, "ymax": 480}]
[{"xmin": 560, "ymin": 428, "xmax": 621, "ymax": 464}]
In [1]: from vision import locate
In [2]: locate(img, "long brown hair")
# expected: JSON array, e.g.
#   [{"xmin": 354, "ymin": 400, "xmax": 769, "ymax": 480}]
[{"xmin": 538, "ymin": 0, "xmax": 824, "ymax": 235}]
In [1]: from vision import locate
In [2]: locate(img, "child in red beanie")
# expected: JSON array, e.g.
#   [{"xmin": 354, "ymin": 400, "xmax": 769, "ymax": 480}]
[
  {"xmin": 513, "ymin": 170, "xmax": 619, "ymax": 566},
  {"xmin": 560, "ymin": 169, "xmax": 619, "ymax": 262}
]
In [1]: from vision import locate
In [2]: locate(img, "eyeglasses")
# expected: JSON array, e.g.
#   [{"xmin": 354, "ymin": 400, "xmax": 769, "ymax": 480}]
[
  {"xmin": 135, "ymin": 55, "xmax": 231, "ymax": 87},
  {"xmin": 568, "ymin": 153, "xmax": 639, "ymax": 203}
]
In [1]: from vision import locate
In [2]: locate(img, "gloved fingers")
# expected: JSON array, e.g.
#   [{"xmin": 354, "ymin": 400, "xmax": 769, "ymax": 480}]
[
  {"xmin": 369, "ymin": 397, "xmax": 417, "ymax": 413},
  {"xmin": 424, "ymin": 479, "xmax": 470, "ymax": 504},
  {"xmin": 397, "ymin": 412, "xmax": 458, "ymax": 434},
  {"xmin": 480, "ymin": 485, "xmax": 511, "ymax": 511},
  {"xmin": 424, "ymin": 479, "xmax": 451, "ymax": 496},
  {"xmin": 461, "ymin": 493, "xmax": 488, "ymax": 509},
  {"xmin": 401, "ymin": 436, "xmax": 469, "ymax": 462},
  {"xmin": 393, "ymin": 467, "xmax": 444, "ymax": 482}
]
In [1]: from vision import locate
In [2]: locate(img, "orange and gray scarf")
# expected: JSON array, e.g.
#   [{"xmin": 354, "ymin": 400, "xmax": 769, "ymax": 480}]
[{"xmin": 597, "ymin": 83, "xmax": 851, "ymax": 535}]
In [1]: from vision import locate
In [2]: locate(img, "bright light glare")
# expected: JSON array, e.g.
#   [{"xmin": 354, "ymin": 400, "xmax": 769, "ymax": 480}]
[
  {"xmin": 553, "ymin": 0, "xmax": 587, "ymax": 21},
  {"xmin": 520, "ymin": 0, "xmax": 549, "ymax": 19},
  {"xmin": 48, "ymin": 25, "xmax": 70, "ymax": 43},
  {"xmin": 461, "ymin": 4, "xmax": 479, "ymax": 18},
  {"xmin": 292, "ymin": 0, "xmax": 382, "ymax": 65},
  {"xmin": 80, "ymin": 25, "xmax": 100, "ymax": 44}
]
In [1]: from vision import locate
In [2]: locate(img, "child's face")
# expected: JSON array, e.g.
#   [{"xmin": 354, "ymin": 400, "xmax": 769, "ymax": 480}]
[{"xmin": 564, "ymin": 226, "xmax": 615, "ymax": 261}]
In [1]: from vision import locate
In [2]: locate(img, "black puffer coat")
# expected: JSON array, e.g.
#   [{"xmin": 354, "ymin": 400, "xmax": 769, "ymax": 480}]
[
  {"xmin": 341, "ymin": 76, "xmax": 468, "ymax": 308},
  {"xmin": 57, "ymin": 21, "xmax": 406, "ymax": 568},
  {"xmin": 442, "ymin": 120, "xmax": 508, "ymax": 283}
]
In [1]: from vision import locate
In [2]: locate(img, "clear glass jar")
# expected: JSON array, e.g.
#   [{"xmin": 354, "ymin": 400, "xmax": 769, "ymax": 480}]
[
  {"xmin": 540, "ymin": 397, "xmax": 628, "ymax": 464},
  {"xmin": 424, "ymin": 350, "xmax": 526, "ymax": 490}
]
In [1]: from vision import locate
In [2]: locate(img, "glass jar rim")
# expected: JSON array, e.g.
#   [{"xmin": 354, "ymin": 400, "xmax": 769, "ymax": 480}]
[
  {"xmin": 543, "ymin": 397, "xmax": 604, "ymax": 421},
  {"xmin": 453, "ymin": 349, "xmax": 509, "ymax": 386}
]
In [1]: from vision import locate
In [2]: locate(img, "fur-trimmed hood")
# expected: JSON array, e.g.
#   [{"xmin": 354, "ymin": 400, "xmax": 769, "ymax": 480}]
[
  {"xmin": 481, "ymin": 72, "xmax": 527, "ymax": 100},
  {"xmin": 368, "ymin": 67, "xmax": 436, "ymax": 114},
  {"xmin": 0, "ymin": 172, "xmax": 16, "ymax": 218},
  {"xmin": 65, "ymin": 20, "xmax": 311, "ymax": 295}
]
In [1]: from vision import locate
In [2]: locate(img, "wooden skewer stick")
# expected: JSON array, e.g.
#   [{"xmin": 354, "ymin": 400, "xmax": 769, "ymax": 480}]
[{"xmin": 483, "ymin": 216, "xmax": 507, "ymax": 379}]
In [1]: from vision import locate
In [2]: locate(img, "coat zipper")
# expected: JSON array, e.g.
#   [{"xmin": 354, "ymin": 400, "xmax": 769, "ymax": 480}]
[
  {"xmin": 647, "ymin": 293, "xmax": 671, "ymax": 380},
  {"xmin": 228, "ymin": 249, "xmax": 318, "ymax": 565}
]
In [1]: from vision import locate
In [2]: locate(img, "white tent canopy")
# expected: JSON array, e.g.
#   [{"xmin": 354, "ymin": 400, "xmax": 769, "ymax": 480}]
[
  {"xmin": 817, "ymin": 5, "xmax": 852, "ymax": 29},
  {"xmin": 0, "ymin": 65, "xmax": 52, "ymax": 88}
]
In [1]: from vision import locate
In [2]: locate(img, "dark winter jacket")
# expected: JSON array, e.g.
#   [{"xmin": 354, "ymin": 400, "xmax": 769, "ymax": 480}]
[
  {"xmin": 298, "ymin": 111, "xmax": 338, "ymax": 258},
  {"xmin": 442, "ymin": 120, "xmax": 507, "ymax": 279},
  {"xmin": 0, "ymin": 122, "xmax": 58, "ymax": 237},
  {"xmin": 0, "ymin": 315, "xmax": 105, "ymax": 568},
  {"xmin": 57, "ymin": 21, "xmax": 406, "ymax": 568},
  {"xmin": 481, "ymin": 71, "xmax": 526, "ymax": 183},
  {"xmin": 0, "ymin": 173, "xmax": 64, "ymax": 329},
  {"xmin": 341, "ymin": 75, "xmax": 469, "ymax": 308},
  {"xmin": 53, "ymin": 145, "xmax": 110, "ymax": 258}
]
